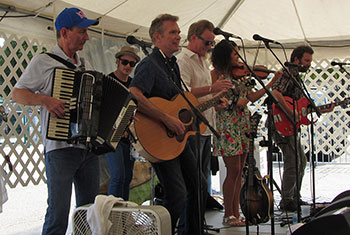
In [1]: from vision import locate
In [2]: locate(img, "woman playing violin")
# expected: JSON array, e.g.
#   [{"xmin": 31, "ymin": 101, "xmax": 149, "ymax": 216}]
[{"xmin": 211, "ymin": 40, "xmax": 282, "ymax": 227}]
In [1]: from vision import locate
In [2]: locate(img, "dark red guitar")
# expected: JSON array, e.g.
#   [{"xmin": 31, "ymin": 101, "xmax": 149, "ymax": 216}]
[{"xmin": 273, "ymin": 96, "xmax": 350, "ymax": 136}]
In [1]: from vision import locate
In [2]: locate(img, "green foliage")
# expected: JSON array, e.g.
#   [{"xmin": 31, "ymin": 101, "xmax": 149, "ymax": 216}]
[
  {"xmin": 22, "ymin": 41, "xmax": 28, "ymax": 51},
  {"xmin": 10, "ymin": 40, "xmax": 17, "ymax": 49}
]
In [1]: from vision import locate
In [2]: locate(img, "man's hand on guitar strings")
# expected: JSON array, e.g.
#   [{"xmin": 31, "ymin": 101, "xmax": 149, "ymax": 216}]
[{"xmin": 162, "ymin": 114, "xmax": 185, "ymax": 136}]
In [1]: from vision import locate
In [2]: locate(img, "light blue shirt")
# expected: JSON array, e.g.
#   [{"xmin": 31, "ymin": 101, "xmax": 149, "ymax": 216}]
[{"xmin": 15, "ymin": 45, "xmax": 93, "ymax": 153}]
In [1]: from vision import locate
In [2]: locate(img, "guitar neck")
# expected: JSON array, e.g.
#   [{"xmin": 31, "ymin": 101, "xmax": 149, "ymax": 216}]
[
  {"xmin": 307, "ymin": 98, "xmax": 349, "ymax": 114},
  {"xmin": 247, "ymin": 137, "xmax": 255, "ymax": 186},
  {"xmin": 197, "ymin": 88, "xmax": 237, "ymax": 112}
]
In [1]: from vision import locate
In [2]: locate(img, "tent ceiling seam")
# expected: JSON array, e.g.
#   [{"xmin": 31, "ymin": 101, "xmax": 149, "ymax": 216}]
[
  {"xmin": 33, "ymin": 0, "xmax": 56, "ymax": 17},
  {"xmin": 98, "ymin": 0, "xmax": 128, "ymax": 21},
  {"xmin": 291, "ymin": 0, "xmax": 310, "ymax": 46},
  {"xmin": 217, "ymin": 0, "xmax": 244, "ymax": 28}
]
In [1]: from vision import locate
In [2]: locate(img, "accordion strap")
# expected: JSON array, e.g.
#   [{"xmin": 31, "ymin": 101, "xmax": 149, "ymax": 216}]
[{"xmin": 44, "ymin": 52, "xmax": 76, "ymax": 69}]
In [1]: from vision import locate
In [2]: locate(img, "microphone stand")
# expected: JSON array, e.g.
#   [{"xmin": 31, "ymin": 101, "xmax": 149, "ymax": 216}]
[
  {"xmin": 138, "ymin": 45, "xmax": 220, "ymax": 235},
  {"xmin": 309, "ymin": 112, "xmax": 317, "ymax": 217},
  {"xmin": 261, "ymin": 41, "xmax": 321, "ymax": 223},
  {"xmin": 225, "ymin": 37, "xmax": 293, "ymax": 235}
]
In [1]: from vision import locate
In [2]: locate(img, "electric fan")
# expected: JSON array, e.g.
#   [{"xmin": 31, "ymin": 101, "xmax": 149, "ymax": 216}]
[{"xmin": 72, "ymin": 205, "xmax": 171, "ymax": 235}]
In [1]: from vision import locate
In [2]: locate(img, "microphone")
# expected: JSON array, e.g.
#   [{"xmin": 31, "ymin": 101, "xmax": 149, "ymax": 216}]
[
  {"xmin": 126, "ymin": 35, "xmax": 152, "ymax": 48},
  {"xmin": 284, "ymin": 62, "xmax": 302, "ymax": 67},
  {"xmin": 213, "ymin": 27, "xmax": 241, "ymax": 39},
  {"xmin": 252, "ymin": 34, "xmax": 281, "ymax": 44},
  {"xmin": 331, "ymin": 61, "xmax": 350, "ymax": 66}
]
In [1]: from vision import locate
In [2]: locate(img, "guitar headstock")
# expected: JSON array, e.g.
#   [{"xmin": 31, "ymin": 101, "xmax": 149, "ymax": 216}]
[
  {"xmin": 224, "ymin": 80, "xmax": 241, "ymax": 109},
  {"xmin": 341, "ymin": 97, "xmax": 350, "ymax": 108},
  {"xmin": 250, "ymin": 112, "xmax": 262, "ymax": 138},
  {"xmin": 230, "ymin": 79, "xmax": 242, "ymax": 95}
]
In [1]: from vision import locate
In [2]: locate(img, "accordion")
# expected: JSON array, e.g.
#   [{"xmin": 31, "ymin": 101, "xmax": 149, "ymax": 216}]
[{"xmin": 46, "ymin": 68, "xmax": 137, "ymax": 154}]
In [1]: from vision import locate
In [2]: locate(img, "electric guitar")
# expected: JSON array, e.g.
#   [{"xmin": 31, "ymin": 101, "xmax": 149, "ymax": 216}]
[
  {"xmin": 130, "ymin": 87, "xmax": 240, "ymax": 163},
  {"xmin": 273, "ymin": 96, "xmax": 350, "ymax": 136},
  {"xmin": 240, "ymin": 112, "xmax": 273, "ymax": 225}
]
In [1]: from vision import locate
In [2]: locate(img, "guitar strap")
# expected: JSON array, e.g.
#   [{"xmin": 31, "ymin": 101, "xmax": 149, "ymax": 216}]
[
  {"xmin": 160, "ymin": 49, "xmax": 190, "ymax": 92},
  {"xmin": 167, "ymin": 58, "xmax": 190, "ymax": 92},
  {"xmin": 178, "ymin": 75, "xmax": 190, "ymax": 92}
]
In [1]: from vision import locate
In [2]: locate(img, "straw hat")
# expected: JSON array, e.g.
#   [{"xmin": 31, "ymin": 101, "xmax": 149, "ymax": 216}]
[{"xmin": 115, "ymin": 46, "xmax": 140, "ymax": 62}]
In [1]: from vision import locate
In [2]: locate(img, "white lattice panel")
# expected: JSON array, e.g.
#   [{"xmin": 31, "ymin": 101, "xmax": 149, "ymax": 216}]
[
  {"xmin": 0, "ymin": 31, "xmax": 55, "ymax": 187},
  {"xmin": 251, "ymin": 60, "xmax": 350, "ymax": 164}
]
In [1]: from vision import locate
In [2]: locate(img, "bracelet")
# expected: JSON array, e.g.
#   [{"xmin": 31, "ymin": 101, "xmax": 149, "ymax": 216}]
[{"xmin": 208, "ymin": 85, "xmax": 212, "ymax": 94}]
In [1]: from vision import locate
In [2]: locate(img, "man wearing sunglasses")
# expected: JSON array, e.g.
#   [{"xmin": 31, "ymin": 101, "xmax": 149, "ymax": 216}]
[
  {"xmin": 177, "ymin": 20, "xmax": 232, "ymax": 231},
  {"xmin": 104, "ymin": 46, "xmax": 140, "ymax": 200}
]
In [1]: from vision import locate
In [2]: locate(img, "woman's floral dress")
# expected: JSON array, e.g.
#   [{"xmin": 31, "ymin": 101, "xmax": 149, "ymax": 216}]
[{"xmin": 213, "ymin": 74, "xmax": 251, "ymax": 157}]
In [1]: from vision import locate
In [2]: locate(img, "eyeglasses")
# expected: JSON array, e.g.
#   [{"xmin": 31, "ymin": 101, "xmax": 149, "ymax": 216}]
[
  {"xmin": 120, "ymin": 59, "xmax": 137, "ymax": 67},
  {"xmin": 197, "ymin": 35, "xmax": 215, "ymax": 47}
]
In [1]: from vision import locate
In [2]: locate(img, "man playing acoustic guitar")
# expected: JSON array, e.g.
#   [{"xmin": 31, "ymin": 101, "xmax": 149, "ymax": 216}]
[
  {"xmin": 129, "ymin": 14, "xmax": 213, "ymax": 234},
  {"xmin": 271, "ymin": 46, "xmax": 334, "ymax": 212}
]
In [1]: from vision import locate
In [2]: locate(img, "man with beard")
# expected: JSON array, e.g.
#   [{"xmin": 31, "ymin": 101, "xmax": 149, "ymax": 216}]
[{"xmin": 271, "ymin": 46, "xmax": 333, "ymax": 212}]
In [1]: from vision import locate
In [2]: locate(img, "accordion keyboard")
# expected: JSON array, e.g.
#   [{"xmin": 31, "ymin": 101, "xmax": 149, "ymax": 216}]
[{"xmin": 47, "ymin": 68, "xmax": 75, "ymax": 140}]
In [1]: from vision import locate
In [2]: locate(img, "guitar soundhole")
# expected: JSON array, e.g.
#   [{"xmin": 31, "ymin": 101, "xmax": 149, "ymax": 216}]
[{"xmin": 178, "ymin": 108, "xmax": 193, "ymax": 125}]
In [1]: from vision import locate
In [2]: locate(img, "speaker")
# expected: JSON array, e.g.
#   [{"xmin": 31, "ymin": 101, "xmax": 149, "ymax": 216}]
[
  {"xmin": 314, "ymin": 196, "xmax": 350, "ymax": 218},
  {"xmin": 332, "ymin": 190, "xmax": 350, "ymax": 203},
  {"xmin": 292, "ymin": 192, "xmax": 350, "ymax": 235},
  {"xmin": 292, "ymin": 207, "xmax": 350, "ymax": 235}
]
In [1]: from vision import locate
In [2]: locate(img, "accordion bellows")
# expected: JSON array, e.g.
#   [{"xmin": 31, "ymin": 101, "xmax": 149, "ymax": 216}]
[{"xmin": 47, "ymin": 68, "xmax": 137, "ymax": 154}]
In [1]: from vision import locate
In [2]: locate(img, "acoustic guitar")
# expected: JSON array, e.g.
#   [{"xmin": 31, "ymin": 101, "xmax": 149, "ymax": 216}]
[
  {"xmin": 273, "ymin": 96, "xmax": 350, "ymax": 136},
  {"xmin": 240, "ymin": 112, "xmax": 273, "ymax": 225},
  {"xmin": 130, "ymin": 87, "xmax": 239, "ymax": 163}
]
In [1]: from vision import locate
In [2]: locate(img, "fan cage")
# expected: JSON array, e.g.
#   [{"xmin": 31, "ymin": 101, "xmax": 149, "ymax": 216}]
[{"xmin": 72, "ymin": 205, "xmax": 171, "ymax": 235}]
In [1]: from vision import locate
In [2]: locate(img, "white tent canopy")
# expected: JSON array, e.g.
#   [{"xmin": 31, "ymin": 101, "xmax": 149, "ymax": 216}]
[
  {"xmin": 2, "ymin": 0, "xmax": 350, "ymax": 61},
  {"xmin": 4, "ymin": 0, "xmax": 350, "ymax": 45},
  {"xmin": 0, "ymin": 0, "xmax": 350, "ymax": 60},
  {"xmin": 61, "ymin": 0, "xmax": 350, "ymax": 45}
]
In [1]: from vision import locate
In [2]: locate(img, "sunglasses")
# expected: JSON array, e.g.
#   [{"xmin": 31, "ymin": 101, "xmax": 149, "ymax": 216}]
[
  {"xmin": 197, "ymin": 35, "xmax": 215, "ymax": 47},
  {"xmin": 120, "ymin": 59, "xmax": 137, "ymax": 67}
]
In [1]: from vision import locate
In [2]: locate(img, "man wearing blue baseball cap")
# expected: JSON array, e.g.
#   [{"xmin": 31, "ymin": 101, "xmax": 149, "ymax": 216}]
[{"xmin": 13, "ymin": 7, "xmax": 99, "ymax": 234}]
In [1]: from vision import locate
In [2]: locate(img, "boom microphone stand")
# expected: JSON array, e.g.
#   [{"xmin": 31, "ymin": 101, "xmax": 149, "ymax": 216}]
[
  {"xmin": 335, "ymin": 64, "xmax": 350, "ymax": 78},
  {"xmin": 135, "ymin": 43, "xmax": 221, "ymax": 235}
]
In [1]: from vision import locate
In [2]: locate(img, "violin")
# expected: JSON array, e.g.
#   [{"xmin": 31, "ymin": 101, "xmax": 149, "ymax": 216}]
[{"xmin": 232, "ymin": 62, "xmax": 275, "ymax": 79}]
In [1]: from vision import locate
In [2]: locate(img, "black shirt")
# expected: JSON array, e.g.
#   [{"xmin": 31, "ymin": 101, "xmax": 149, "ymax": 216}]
[{"xmin": 130, "ymin": 47, "xmax": 183, "ymax": 100}]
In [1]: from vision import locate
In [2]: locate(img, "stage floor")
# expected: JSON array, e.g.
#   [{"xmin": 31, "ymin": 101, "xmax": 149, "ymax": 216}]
[{"xmin": 0, "ymin": 164, "xmax": 349, "ymax": 234}]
